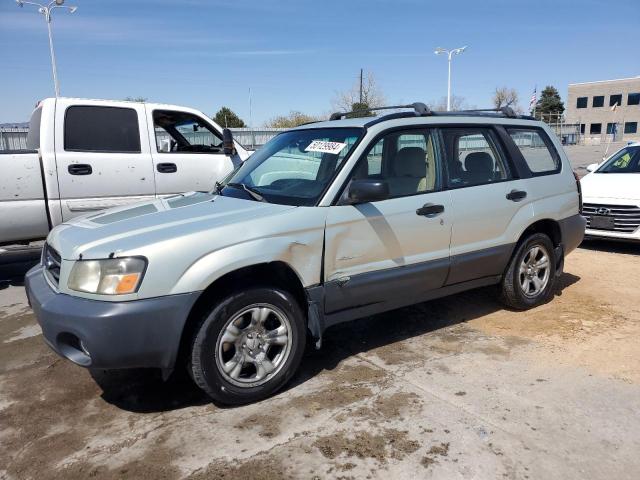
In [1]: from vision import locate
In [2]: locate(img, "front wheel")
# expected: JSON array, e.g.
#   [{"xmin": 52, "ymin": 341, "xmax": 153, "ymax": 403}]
[
  {"xmin": 499, "ymin": 233, "xmax": 557, "ymax": 310},
  {"xmin": 189, "ymin": 287, "xmax": 306, "ymax": 405}
]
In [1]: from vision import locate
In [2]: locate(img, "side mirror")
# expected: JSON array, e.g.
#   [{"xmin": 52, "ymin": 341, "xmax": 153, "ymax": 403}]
[
  {"xmin": 222, "ymin": 128, "xmax": 236, "ymax": 156},
  {"xmin": 586, "ymin": 163, "xmax": 599, "ymax": 173},
  {"xmin": 348, "ymin": 179, "xmax": 389, "ymax": 204}
]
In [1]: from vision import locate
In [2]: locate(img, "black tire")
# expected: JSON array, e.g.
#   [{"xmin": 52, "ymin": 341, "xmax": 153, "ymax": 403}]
[
  {"xmin": 499, "ymin": 233, "xmax": 557, "ymax": 310},
  {"xmin": 189, "ymin": 287, "xmax": 306, "ymax": 405}
]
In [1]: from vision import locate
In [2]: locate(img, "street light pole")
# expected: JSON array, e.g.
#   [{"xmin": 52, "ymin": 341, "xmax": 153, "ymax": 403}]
[
  {"xmin": 16, "ymin": 0, "xmax": 77, "ymax": 98},
  {"xmin": 434, "ymin": 46, "xmax": 468, "ymax": 111}
]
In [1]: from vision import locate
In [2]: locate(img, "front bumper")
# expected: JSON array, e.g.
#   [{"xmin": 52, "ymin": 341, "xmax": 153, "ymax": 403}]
[{"xmin": 25, "ymin": 266, "xmax": 200, "ymax": 370}]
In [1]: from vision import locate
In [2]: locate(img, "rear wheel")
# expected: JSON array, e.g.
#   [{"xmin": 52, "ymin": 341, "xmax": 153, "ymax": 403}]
[
  {"xmin": 499, "ymin": 233, "xmax": 556, "ymax": 310},
  {"xmin": 189, "ymin": 287, "xmax": 306, "ymax": 405}
]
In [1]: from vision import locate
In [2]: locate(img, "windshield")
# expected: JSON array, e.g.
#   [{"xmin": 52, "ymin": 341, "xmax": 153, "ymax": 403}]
[
  {"xmin": 597, "ymin": 146, "xmax": 640, "ymax": 173},
  {"xmin": 220, "ymin": 127, "xmax": 363, "ymax": 206}
]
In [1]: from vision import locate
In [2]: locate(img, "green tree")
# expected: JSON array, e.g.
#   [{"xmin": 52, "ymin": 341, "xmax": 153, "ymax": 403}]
[
  {"xmin": 534, "ymin": 86, "xmax": 565, "ymax": 122},
  {"xmin": 346, "ymin": 102, "xmax": 374, "ymax": 118},
  {"xmin": 264, "ymin": 111, "xmax": 321, "ymax": 128},
  {"xmin": 214, "ymin": 107, "xmax": 246, "ymax": 128}
]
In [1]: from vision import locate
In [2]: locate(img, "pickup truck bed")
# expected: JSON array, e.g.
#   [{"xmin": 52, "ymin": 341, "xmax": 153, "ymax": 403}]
[{"xmin": 0, "ymin": 151, "xmax": 49, "ymax": 244}]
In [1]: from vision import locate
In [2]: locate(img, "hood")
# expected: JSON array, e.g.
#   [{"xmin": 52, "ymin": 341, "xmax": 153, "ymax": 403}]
[
  {"xmin": 580, "ymin": 173, "xmax": 640, "ymax": 202},
  {"xmin": 48, "ymin": 192, "xmax": 296, "ymax": 259}
]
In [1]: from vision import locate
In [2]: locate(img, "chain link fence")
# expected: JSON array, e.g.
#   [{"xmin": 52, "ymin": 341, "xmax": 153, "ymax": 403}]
[{"xmin": 0, "ymin": 127, "xmax": 285, "ymax": 152}]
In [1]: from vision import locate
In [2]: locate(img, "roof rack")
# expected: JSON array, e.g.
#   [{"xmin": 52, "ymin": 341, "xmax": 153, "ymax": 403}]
[
  {"xmin": 452, "ymin": 106, "xmax": 519, "ymax": 118},
  {"xmin": 329, "ymin": 102, "xmax": 431, "ymax": 121}
]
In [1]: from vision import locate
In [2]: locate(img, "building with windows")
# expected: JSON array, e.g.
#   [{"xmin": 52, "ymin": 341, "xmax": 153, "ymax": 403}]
[{"xmin": 566, "ymin": 76, "xmax": 640, "ymax": 143}]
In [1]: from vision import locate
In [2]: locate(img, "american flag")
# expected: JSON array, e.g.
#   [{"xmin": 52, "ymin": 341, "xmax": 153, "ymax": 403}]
[{"xmin": 529, "ymin": 87, "xmax": 537, "ymax": 112}]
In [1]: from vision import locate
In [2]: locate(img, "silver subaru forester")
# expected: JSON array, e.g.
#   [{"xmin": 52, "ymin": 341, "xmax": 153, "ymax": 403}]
[{"xmin": 26, "ymin": 104, "xmax": 585, "ymax": 404}]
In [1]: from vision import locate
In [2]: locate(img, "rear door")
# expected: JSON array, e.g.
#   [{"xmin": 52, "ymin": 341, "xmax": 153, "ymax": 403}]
[
  {"xmin": 54, "ymin": 99, "xmax": 156, "ymax": 220},
  {"xmin": 147, "ymin": 108, "xmax": 238, "ymax": 196},
  {"xmin": 439, "ymin": 126, "xmax": 525, "ymax": 285}
]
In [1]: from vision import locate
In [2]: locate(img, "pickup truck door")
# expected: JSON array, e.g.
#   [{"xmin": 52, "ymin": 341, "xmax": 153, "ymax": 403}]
[
  {"xmin": 146, "ymin": 108, "xmax": 238, "ymax": 196},
  {"xmin": 323, "ymin": 128, "xmax": 452, "ymax": 318},
  {"xmin": 54, "ymin": 99, "xmax": 156, "ymax": 220}
]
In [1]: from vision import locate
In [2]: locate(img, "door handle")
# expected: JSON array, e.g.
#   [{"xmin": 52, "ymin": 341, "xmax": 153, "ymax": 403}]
[
  {"xmin": 67, "ymin": 164, "xmax": 92, "ymax": 175},
  {"xmin": 157, "ymin": 162, "xmax": 177, "ymax": 173},
  {"xmin": 506, "ymin": 189, "xmax": 527, "ymax": 202},
  {"xmin": 416, "ymin": 203, "xmax": 445, "ymax": 217}
]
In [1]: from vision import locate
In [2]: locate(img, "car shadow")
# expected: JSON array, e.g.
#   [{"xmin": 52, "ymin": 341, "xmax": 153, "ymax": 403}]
[
  {"xmin": 95, "ymin": 272, "xmax": 580, "ymax": 413},
  {"xmin": 578, "ymin": 238, "xmax": 639, "ymax": 255}
]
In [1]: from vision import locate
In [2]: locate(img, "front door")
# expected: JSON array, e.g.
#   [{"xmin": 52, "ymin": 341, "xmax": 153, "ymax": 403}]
[
  {"xmin": 148, "ymin": 108, "xmax": 238, "ymax": 196},
  {"xmin": 54, "ymin": 99, "xmax": 156, "ymax": 220},
  {"xmin": 324, "ymin": 127, "xmax": 452, "ymax": 315}
]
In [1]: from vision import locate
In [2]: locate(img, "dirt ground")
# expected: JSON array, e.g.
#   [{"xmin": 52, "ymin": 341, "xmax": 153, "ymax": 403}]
[{"xmin": 1, "ymin": 239, "xmax": 639, "ymax": 480}]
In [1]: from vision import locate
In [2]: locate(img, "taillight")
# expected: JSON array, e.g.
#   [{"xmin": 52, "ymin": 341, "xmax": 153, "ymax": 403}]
[{"xmin": 573, "ymin": 170, "xmax": 583, "ymax": 213}]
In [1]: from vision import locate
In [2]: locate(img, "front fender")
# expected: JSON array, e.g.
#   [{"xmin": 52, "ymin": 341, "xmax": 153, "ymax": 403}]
[{"xmin": 169, "ymin": 233, "xmax": 323, "ymax": 295}]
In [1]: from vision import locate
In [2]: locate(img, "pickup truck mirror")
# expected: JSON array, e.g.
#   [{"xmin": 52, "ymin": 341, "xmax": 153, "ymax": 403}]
[
  {"xmin": 586, "ymin": 163, "xmax": 599, "ymax": 172},
  {"xmin": 348, "ymin": 179, "xmax": 389, "ymax": 204},
  {"xmin": 222, "ymin": 128, "xmax": 236, "ymax": 156}
]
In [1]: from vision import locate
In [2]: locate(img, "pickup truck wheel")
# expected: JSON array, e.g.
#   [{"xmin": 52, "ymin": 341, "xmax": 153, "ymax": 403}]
[
  {"xmin": 499, "ymin": 233, "xmax": 556, "ymax": 310},
  {"xmin": 189, "ymin": 287, "xmax": 306, "ymax": 405}
]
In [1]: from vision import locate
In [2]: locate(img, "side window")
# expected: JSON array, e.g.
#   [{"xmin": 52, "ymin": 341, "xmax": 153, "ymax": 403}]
[
  {"xmin": 440, "ymin": 128, "xmax": 510, "ymax": 188},
  {"xmin": 355, "ymin": 129, "xmax": 439, "ymax": 199},
  {"xmin": 153, "ymin": 110, "xmax": 222, "ymax": 154},
  {"xmin": 363, "ymin": 138, "xmax": 383, "ymax": 175},
  {"xmin": 64, "ymin": 106, "xmax": 141, "ymax": 153},
  {"xmin": 507, "ymin": 128, "xmax": 560, "ymax": 175}
]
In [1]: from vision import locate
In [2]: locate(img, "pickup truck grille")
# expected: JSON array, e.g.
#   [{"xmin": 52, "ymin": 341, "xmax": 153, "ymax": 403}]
[
  {"xmin": 43, "ymin": 243, "xmax": 61, "ymax": 287},
  {"xmin": 582, "ymin": 203, "xmax": 640, "ymax": 233}
]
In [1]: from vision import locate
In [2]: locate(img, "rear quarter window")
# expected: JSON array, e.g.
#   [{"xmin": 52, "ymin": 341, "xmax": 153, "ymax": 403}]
[
  {"xmin": 506, "ymin": 128, "xmax": 560, "ymax": 175},
  {"xmin": 64, "ymin": 106, "xmax": 141, "ymax": 153}
]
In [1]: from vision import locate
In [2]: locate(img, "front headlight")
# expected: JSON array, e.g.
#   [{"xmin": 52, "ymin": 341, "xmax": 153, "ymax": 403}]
[{"xmin": 68, "ymin": 257, "xmax": 147, "ymax": 295}]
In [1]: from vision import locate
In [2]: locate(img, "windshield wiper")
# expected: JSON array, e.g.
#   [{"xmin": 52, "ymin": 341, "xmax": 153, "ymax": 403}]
[{"xmin": 226, "ymin": 182, "xmax": 266, "ymax": 202}]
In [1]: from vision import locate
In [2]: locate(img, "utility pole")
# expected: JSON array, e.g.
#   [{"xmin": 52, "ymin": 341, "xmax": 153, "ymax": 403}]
[{"xmin": 359, "ymin": 69, "xmax": 363, "ymax": 104}]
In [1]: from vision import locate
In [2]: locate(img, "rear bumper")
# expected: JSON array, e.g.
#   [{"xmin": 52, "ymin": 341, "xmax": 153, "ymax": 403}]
[
  {"xmin": 559, "ymin": 213, "xmax": 586, "ymax": 255},
  {"xmin": 25, "ymin": 266, "xmax": 200, "ymax": 370}
]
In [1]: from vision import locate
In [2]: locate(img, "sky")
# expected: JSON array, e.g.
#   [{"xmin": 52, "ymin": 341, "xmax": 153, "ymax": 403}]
[{"xmin": 1, "ymin": 0, "xmax": 638, "ymax": 125}]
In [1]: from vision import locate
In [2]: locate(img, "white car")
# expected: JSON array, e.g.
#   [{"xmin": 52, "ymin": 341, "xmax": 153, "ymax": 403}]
[{"xmin": 581, "ymin": 142, "xmax": 640, "ymax": 242}]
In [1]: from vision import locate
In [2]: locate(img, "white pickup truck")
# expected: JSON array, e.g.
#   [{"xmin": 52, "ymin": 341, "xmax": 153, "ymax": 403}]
[{"xmin": 0, "ymin": 97, "xmax": 249, "ymax": 246}]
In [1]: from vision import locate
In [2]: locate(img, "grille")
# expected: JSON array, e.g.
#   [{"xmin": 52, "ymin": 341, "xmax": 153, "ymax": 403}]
[
  {"xmin": 582, "ymin": 203, "xmax": 640, "ymax": 233},
  {"xmin": 43, "ymin": 243, "xmax": 61, "ymax": 287}
]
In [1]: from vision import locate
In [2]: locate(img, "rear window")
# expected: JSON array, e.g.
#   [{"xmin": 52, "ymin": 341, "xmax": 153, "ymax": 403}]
[
  {"xmin": 64, "ymin": 106, "xmax": 141, "ymax": 153},
  {"xmin": 26, "ymin": 106, "xmax": 43, "ymax": 150},
  {"xmin": 507, "ymin": 128, "xmax": 560, "ymax": 175}
]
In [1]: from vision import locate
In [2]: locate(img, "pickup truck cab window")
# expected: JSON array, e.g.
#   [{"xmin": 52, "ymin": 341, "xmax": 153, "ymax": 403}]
[
  {"xmin": 153, "ymin": 110, "xmax": 223, "ymax": 154},
  {"xmin": 222, "ymin": 127, "xmax": 363, "ymax": 206},
  {"xmin": 64, "ymin": 105, "xmax": 141, "ymax": 153},
  {"xmin": 440, "ymin": 127, "xmax": 510, "ymax": 188}
]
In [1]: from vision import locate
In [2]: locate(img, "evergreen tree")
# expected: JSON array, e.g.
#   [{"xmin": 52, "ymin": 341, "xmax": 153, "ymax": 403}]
[
  {"xmin": 347, "ymin": 102, "xmax": 374, "ymax": 118},
  {"xmin": 213, "ymin": 107, "xmax": 246, "ymax": 128},
  {"xmin": 534, "ymin": 86, "xmax": 565, "ymax": 123}
]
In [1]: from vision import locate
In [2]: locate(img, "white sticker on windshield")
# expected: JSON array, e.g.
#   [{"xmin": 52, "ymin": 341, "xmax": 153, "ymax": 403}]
[{"xmin": 305, "ymin": 140, "xmax": 347, "ymax": 155}]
